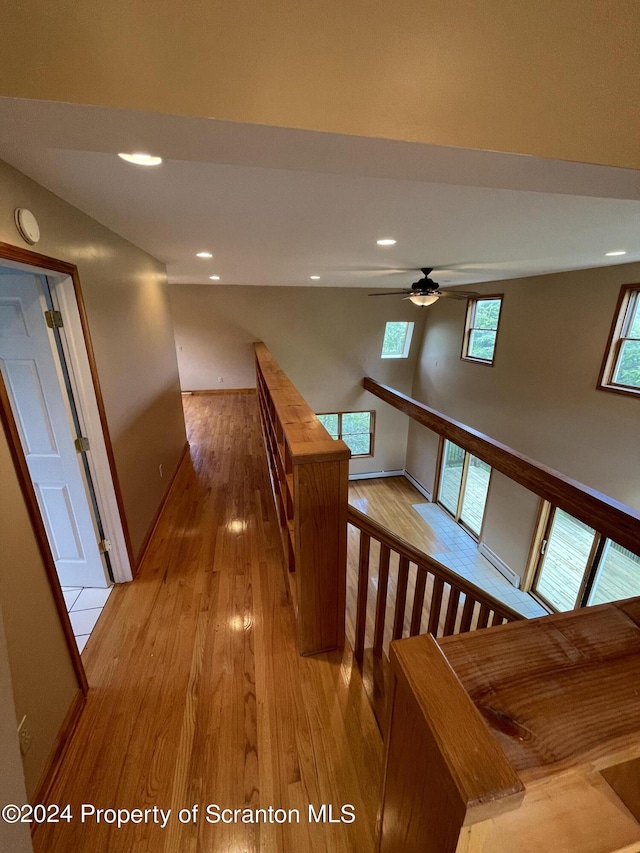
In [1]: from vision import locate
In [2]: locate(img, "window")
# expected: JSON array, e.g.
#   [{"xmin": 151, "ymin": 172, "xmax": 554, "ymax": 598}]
[
  {"xmin": 316, "ymin": 411, "xmax": 374, "ymax": 457},
  {"xmin": 532, "ymin": 505, "xmax": 640, "ymax": 612},
  {"xmin": 437, "ymin": 439, "xmax": 492, "ymax": 538},
  {"xmin": 599, "ymin": 285, "xmax": 640, "ymax": 396},
  {"xmin": 381, "ymin": 321, "xmax": 414, "ymax": 358},
  {"xmin": 462, "ymin": 296, "xmax": 502, "ymax": 364}
]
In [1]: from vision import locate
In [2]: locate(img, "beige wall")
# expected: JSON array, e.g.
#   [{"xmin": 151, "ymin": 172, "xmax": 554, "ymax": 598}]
[
  {"xmin": 407, "ymin": 262, "xmax": 640, "ymax": 579},
  {"xmin": 169, "ymin": 284, "xmax": 426, "ymax": 475},
  {"xmin": 0, "ymin": 429, "xmax": 80, "ymax": 797},
  {"xmin": 0, "ymin": 604, "xmax": 33, "ymax": 851},
  {"xmin": 0, "ymin": 158, "xmax": 185, "ymax": 798},
  {"xmin": 2, "ymin": 2, "xmax": 640, "ymax": 170},
  {"xmin": 0, "ymin": 159, "xmax": 186, "ymax": 557}
]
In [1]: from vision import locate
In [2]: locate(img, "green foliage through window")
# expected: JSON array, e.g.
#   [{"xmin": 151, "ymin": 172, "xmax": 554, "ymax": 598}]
[
  {"xmin": 612, "ymin": 291, "xmax": 640, "ymax": 389},
  {"xmin": 381, "ymin": 321, "xmax": 414, "ymax": 358},
  {"xmin": 316, "ymin": 411, "xmax": 373, "ymax": 456},
  {"xmin": 464, "ymin": 298, "xmax": 502, "ymax": 363}
]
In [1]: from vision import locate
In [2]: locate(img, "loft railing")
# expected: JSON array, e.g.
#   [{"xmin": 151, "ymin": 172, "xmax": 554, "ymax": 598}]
[
  {"xmin": 347, "ymin": 505, "xmax": 522, "ymax": 726},
  {"xmin": 254, "ymin": 342, "xmax": 350, "ymax": 655},
  {"xmin": 363, "ymin": 377, "xmax": 640, "ymax": 557}
]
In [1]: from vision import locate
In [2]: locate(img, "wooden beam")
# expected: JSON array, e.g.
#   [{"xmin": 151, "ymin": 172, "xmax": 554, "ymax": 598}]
[{"xmin": 363, "ymin": 377, "xmax": 640, "ymax": 556}]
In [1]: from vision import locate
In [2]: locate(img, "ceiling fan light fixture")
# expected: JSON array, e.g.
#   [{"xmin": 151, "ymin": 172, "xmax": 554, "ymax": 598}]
[{"xmin": 409, "ymin": 293, "xmax": 439, "ymax": 307}]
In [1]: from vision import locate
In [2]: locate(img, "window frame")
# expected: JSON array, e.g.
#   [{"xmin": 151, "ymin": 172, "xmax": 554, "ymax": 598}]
[
  {"xmin": 315, "ymin": 410, "xmax": 375, "ymax": 458},
  {"xmin": 527, "ymin": 501, "xmax": 640, "ymax": 613},
  {"xmin": 598, "ymin": 284, "xmax": 640, "ymax": 398},
  {"xmin": 380, "ymin": 321, "xmax": 415, "ymax": 359},
  {"xmin": 434, "ymin": 437, "xmax": 493, "ymax": 541},
  {"xmin": 461, "ymin": 295, "xmax": 503, "ymax": 366}
]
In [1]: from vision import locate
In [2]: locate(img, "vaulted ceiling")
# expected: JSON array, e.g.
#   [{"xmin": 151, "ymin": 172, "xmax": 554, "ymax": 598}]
[{"xmin": 1, "ymin": 98, "xmax": 639, "ymax": 290}]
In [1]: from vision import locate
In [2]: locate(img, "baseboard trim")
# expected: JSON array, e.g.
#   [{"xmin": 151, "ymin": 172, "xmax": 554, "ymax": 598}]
[
  {"xmin": 135, "ymin": 441, "xmax": 190, "ymax": 573},
  {"xmin": 478, "ymin": 542, "xmax": 521, "ymax": 588},
  {"xmin": 348, "ymin": 469, "xmax": 404, "ymax": 481},
  {"xmin": 182, "ymin": 388, "xmax": 256, "ymax": 396},
  {"xmin": 404, "ymin": 470, "xmax": 433, "ymax": 502},
  {"xmin": 31, "ymin": 689, "xmax": 86, "ymax": 819}
]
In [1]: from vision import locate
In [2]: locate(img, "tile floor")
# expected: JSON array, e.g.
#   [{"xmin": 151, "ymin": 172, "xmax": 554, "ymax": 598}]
[
  {"xmin": 412, "ymin": 502, "xmax": 548, "ymax": 619},
  {"xmin": 61, "ymin": 586, "xmax": 113, "ymax": 653}
]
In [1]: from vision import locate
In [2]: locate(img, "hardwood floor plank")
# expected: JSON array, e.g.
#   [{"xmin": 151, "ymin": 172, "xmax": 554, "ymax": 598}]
[{"xmin": 34, "ymin": 393, "xmax": 381, "ymax": 853}]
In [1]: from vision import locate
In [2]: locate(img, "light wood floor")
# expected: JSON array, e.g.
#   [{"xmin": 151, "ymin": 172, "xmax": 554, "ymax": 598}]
[
  {"xmin": 348, "ymin": 476, "xmax": 449, "ymax": 556},
  {"xmin": 35, "ymin": 394, "xmax": 382, "ymax": 853}
]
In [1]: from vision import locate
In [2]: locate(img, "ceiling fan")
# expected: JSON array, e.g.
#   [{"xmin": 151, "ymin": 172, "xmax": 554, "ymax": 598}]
[{"xmin": 369, "ymin": 267, "xmax": 480, "ymax": 306}]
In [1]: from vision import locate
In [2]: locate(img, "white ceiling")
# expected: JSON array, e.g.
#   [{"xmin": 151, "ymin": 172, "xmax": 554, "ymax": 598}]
[{"xmin": 0, "ymin": 98, "xmax": 639, "ymax": 289}]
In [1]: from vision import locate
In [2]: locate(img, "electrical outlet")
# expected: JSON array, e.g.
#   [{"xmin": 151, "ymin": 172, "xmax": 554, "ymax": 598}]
[
  {"xmin": 18, "ymin": 715, "xmax": 32, "ymax": 756},
  {"xmin": 217, "ymin": 376, "xmax": 224, "ymax": 383},
  {"xmin": 159, "ymin": 463, "xmax": 164, "ymax": 478}
]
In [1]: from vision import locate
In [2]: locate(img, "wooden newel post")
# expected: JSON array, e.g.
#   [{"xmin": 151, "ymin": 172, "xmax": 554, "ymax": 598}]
[
  {"xmin": 378, "ymin": 634, "xmax": 524, "ymax": 853},
  {"xmin": 254, "ymin": 342, "xmax": 349, "ymax": 656}
]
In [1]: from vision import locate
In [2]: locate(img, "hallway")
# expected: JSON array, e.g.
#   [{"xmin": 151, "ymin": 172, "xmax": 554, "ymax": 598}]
[{"xmin": 35, "ymin": 393, "xmax": 382, "ymax": 853}]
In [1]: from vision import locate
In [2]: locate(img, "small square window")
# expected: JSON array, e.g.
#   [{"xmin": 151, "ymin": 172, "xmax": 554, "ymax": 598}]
[
  {"xmin": 599, "ymin": 285, "xmax": 640, "ymax": 397},
  {"xmin": 381, "ymin": 321, "xmax": 414, "ymax": 358},
  {"xmin": 462, "ymin": 296, "xmax": 502, "ymax": 364},
  {"xmin": 316, "ymin": 411, "xmax": 375, "ymax": 457}
]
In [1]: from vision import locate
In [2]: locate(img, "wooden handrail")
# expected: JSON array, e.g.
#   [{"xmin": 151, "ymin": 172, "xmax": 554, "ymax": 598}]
[
  {"xmin": 363, "ymin": 377, "xmax": 640, "ymax": 557},
  {"xmin": 255, "ymin": 343, "xmax": 349, "ymax": 655},
  {"xmin": 380, "ymin": 634, "xmax": 525, "ymax": 852},
  {"xmin": 348, "ymin": 505, "xmax": 523, "ymax": 624}
]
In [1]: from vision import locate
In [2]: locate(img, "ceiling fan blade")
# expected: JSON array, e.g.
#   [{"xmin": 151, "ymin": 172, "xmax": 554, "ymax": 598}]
[
  {"xmin": 368, "ymin": 290, "xmax": 411, "ymax": 296},
  {"xmin": 437, "ymin": 290, "xmax": 481, "ymax": 299}
]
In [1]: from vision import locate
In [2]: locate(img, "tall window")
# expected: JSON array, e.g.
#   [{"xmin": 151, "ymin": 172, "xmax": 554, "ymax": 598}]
[
  {"xmin": 437, "ymin": 439, "xmax": 492, "ymax": 538},
  {"xmin": 462, "ymin": 296, "xmax": 502, "ymax": 364},
  {"xmin": 599, "ymin": 285, "xmax": 640, "ymax": 396},
  {"xmin": 316, "ymin": 411, "xmax": 374, "ymax": 457},
  {"xmin": 381, "ymin": 321, "xmax": 414, "ymax": 358},
  {"xmin": 532, "ymin": 506, "xmax": 640, "ymax": 612}
]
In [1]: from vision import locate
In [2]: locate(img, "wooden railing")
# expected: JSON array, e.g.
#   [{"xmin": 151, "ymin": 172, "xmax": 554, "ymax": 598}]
[
  {"xmin": 348, "ymin": 505, "xmax": 522, "ymax": 723},
  {"xmin": 363, "ymin": 377, "xmax": 640, "ymax": 557},
  {"xmin": 255, "ymin": 343, "xmax": 350, "ymax": 655}
]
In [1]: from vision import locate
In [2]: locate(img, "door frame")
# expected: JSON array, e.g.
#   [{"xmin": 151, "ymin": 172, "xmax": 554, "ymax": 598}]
[
  {"xmin": 0, "ymin": 241, "xmax": 135, "ymax": 677},
  {"xmin": 46, "ymin": 272, "xmax": 132, "ymax": 582},
  {"xmin": 434, "ymin": 436, "xmax": 493, "ymax": 540}
]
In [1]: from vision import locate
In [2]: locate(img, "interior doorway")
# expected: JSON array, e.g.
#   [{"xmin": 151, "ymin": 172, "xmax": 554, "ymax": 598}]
[
  {"xmin": 0, "ymin": 255, "xmax": 133, "ymax": 647},
  {"xmin": 1, "ymin": 268, "xmax": 110, "ymax": 587}
]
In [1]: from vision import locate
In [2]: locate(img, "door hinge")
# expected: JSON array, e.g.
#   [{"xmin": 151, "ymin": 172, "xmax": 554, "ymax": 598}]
[
  {"xmin": 44, "ymin": 309, "xmax": 64, "ymax": 329},
  {"xmin": 98, "ymin": 539, "xmax": 112, "ymax": 554},
  {"xmin": 74, "ymin": 436, "xmax": 90, "ymax": 453}
]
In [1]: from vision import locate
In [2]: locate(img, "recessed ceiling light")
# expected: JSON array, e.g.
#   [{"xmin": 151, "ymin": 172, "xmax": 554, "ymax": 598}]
[
  {"xmin": 605, "ymin": 250, "xmax": 627, "ymax": 256},
  {"xmin": 209, "ymin": 275, "xmax": 221, "ymax": 280},
  {"xmin": 117, "ymin": 152, "xmax": 163, "ymax": 166},
  {"xmin": 196, "ymin": 252, "xmax": 213, "ymax": 258},
  {"xmin": 377, "ymin": 238, "xmax": 397, "ymax": 246},
  {"xmin": 310, "ymin": 275, "xmax": 321, "ymax": 280}
]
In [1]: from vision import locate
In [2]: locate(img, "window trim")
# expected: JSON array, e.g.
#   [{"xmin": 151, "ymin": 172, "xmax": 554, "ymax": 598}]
[
  {"xmin": 315, "ymin": 410, "xmax": 375, "ymax": 458},
  {"xmin": 529, "ymin": 502, "xmax": 637, "ymax": 614},
  {"xmin": 460, "ymin": 294, "xmax": 503, "ymax": 366},
  {"xmin": 598, "ymin": 283, "xmax": 640, "ymax": 398},
  {"xmin": 434, "ymin": 437, "xmax": 493, "ymax": 541},
  {"xmin": 380, "ymin": 321, "xmax": 415, "ymax": 359}
]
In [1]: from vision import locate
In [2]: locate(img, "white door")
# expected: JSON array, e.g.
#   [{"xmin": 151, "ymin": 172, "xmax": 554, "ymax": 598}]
[{"xmin": 0, "ymin": 271, "xmax": 109, "ymax": 588}]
